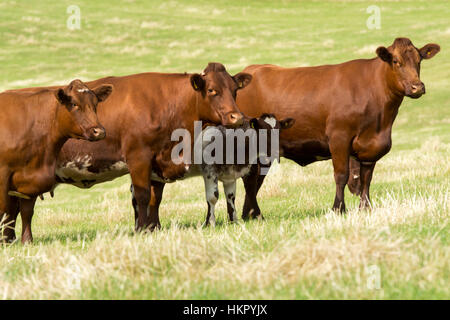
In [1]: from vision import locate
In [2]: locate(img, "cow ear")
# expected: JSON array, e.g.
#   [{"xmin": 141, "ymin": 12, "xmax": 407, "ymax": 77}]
[
  {"xmin": 376, "ymin": 46, "xmax": 392, "ymax": 63},
  {"xmin": 233, "ymin": 73, "xmax": 252, "ymax": 89},
  {"xmin": 190, "ymin": 74, "xmax": 205, "ymax": 91},
  {"xmin": 280, "ymin": 118, "xmax": 295, "ymax": 129},
  {"xmin": 93, "ymin": 84, "xmax": 113, "ymax": 102},
  {"xmin": 419, "ymin": 43, "xmax": 440, "ymax": 60},
  {"xmin": 55, "ymin": 89, "xmax": 71, "ymax": 105},
  {"xmin": 249, "ymin": 118, "xmax": 259, "ymax": 129}
]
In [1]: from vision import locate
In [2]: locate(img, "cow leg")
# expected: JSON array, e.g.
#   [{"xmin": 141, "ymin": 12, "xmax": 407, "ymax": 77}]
[
  {"xmin": 148, "ymin": 181, "xmax": 165, "ymax": 229},
  {"xmin": 128, "ymin": 156, "xmax": 154, "ymax": 232},
  {"xmin": 347, "ymin": 157, "xmax": 362, "ymax": 196},
  {"xmin": 1, "ymin": 196, "xmax": 19, "ymax": 243},
  {"xmin": 0, "ymin": 171, "xmax": 13, "ymax": 243},
  {"xmin": 19, "ymin": 197, "xmax": 37, "ymax": 244},
  {"xmin": 330, "ymin": 136, "xmax": 351, "ymax": 213},
  {"xmin": 131, "ymin": 181, "xmax": 164, "ymax": 230},
  {"xmin": 130, "ymin": 184, "xmax": 138, "ymax": 228},
  {"xmin": 203, "ymin": 175, "xmax": 219, "ymax": 227},
  {"xmin": 242, "ymin": 164, "xmax": 267, "ymax": 220},
  {"xmin": 223, "ymin": 180, "xmax": 237, "ymax": 223},
  {"xmin": 359, "ymin": 162, "xmax": 376, "ymax": 210}
]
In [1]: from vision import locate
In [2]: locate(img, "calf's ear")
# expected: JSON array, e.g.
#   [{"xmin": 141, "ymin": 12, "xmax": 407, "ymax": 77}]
[
  {"xmin": 419, "ymin": 43, "xmax": 440, "ymax": 59},
  {"xmin": 190, "ymin": 74, "xmax": 205, "ymax": 91},
  {"xmin": 249, "ymin": 118, "xmax": 259, "ymax": 129},
  {"xmin": 55, "ymin": 89, "xmax": 71, "ymax": 106},
  {"xmin": 233, "ymin": 73, "xmax": 252, "ymax": 89},
  {"xmin": 376, "ymin": 46, "xmax": 392, "ymax": 63},
  {"xmin": 280, "ymin": 118, "xmax": 295, "ymax": 129},
  {"xmin": 93, "ymin": 84, "xmax": 114, "ymax": 102}
]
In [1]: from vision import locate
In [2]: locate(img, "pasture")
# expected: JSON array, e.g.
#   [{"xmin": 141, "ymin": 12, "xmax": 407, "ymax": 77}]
[{"xmin": 0, "ymin": 0, "xmax": 449, "ymax": 299}]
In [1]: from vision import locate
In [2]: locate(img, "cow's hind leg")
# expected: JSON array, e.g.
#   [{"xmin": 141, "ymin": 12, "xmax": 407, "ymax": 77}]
[
  {"xmin": 242, "ymin": 164, "xmax": 267, "ymax": 220},
  {"xmin": 223, "ymin": 180, "xmax": 237, "ymax": 223},
  {"xmin": 19, "ymin": 197, "xmax": 37, "ymax": 244},
  {"xmin": 203, "ymin": 175, "xmax": 219, "ymax": 227},
  {"xmin": 329, "ymin": 134, "xmax": 351, "ymax": 213}
]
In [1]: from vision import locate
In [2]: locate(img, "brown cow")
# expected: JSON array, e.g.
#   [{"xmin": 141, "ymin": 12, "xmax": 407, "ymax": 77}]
[
  {"xmin": 127, "ymin": 38, "xmax": 440, "ymax": 227},
  {"xmin": 0, "ymin": 79, "xmax": 112, "ymax": 243},
  {"xmin": 234, "ymin": 37, "xmax": 440, "ymax": 217},
  {"xmin": 7, "ymin": 63, "xmax": 251, "ymax": 235}
]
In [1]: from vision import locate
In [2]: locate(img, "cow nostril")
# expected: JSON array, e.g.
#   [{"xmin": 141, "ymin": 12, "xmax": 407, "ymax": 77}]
[
  {"xmin": 229, "ymin": 113, "xmax": 243, "ymax": 125},
  {"xmin": 92, "ymin": 127, "xmax": 105, "ymax": 138}
]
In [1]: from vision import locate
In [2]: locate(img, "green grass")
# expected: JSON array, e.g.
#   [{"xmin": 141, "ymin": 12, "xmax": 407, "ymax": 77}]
[{"xmin": 0, "ymin": 0, "xmax": 449, "ymax": 299}]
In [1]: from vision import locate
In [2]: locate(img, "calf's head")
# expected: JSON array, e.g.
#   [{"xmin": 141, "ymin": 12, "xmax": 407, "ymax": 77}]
[
  {"xmin": 190, "ymin": 62, "xmax": 251, "ymax": 127},
  {"xmin": 55, "ymin": 79, "xmax": 113, "ymax": 141},
  {"xmin": 248, "ymin": 113, "xmax": 295, "ymax": 162},
  {"xmin": 376, "ymin": 37, "xmax": 440, "ymax": 98}
]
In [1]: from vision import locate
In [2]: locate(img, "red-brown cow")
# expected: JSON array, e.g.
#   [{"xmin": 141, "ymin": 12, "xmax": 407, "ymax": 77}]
[
  {"xmin": 126, "ymin": 38, "xmax": 440, "ymax": 228},
  {"xmin": 5, "ymin": 62, "xmax": 251, "ymax": 237},
  {"xmin": 235, "ymin": 37, "xmax": 440, "ymax": 217},
  {"xmin": 0, "ymin": 80, "xmax": 112, "ymax": 243}
]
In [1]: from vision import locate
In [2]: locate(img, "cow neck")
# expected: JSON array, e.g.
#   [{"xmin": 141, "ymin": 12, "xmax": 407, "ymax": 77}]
[
  {"xmin": 186, "ymin": 90, "xmax": 203, "ymax": 131},
  {"xmin": 374, "ymin": 58, "xmax": 404, "ymax": 127},
  {"xmin": 46, "ymin": 99, "xmax": 74, "ymax": 163}
]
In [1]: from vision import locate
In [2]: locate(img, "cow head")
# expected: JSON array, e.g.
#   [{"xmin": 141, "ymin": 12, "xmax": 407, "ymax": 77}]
[
  {"xmin": 55, "ymin": 79, "xmax": 113, "ymax": 141},
  {"xmin": 190, "ymin": 62, "xmax": 251, "ymax": 127},
  {"xmin": 376, "ymin": 38, "xmax": 440, "ymax": 98},
  {"xmin": 249, "ymin": 113, "xmax": 295, "ymax": 162}
]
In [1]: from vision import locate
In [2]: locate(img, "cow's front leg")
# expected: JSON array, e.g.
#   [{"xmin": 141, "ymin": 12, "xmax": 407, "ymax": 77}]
[
  {"xmin": 1, "ymin": 196, "xmax": 19, "ymax": 243},
  {"xmin": 359, "ymin": 161, "xmax": 376, "ymax": 209},
  {"xmin": 242, "ymin": 164, "xmax": 267, "ymax": 220},
  {"xmin": 148, "ymin": 181, "xmax": 165, "ymax": 229},
  {"xmin": 329, "ymin": 135, "xmax": 351, "ymax": 213},
  {"xmin": 131, "ymin": 181, "xmax": 166, "ymax": 230},
  {"xmin": 19, "ymin": 197, "xmax": 37, "ymax": 244},
  {"xmin": 127, "ymin": 153, "xmax": 154, "ymax": 232},
  {"xmin": 347, "ymin": 157, "xmax": 362, "ymax": 196},
  {"xmin": 223, "ymin": 180, "xmax": 237, "ymax": 223},
  {"xmin": 203, "ymin": 175, "xmax": 219, "ymax": 227},
  {"xmin": 0, "ymin": 172, "xmax": 13, "ymax": 243}
]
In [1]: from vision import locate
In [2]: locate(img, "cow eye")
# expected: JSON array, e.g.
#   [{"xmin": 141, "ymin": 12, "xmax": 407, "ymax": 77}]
[
  {"xmin": 71, "ymin": 104, "xmax": 79, "ymax": 110},
  {"xmin": 207, "ymin": 89, "xmax": 217, "ymax": 96}
]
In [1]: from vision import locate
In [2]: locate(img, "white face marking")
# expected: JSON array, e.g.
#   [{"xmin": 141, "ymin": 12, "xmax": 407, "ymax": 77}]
[
  {"xmin": 263, "ymin": 117, "xmax": 277, "ymax": 129},
  {"xmin": 77, "ymin": 88, "xmax": 89, "ymax": 93}
]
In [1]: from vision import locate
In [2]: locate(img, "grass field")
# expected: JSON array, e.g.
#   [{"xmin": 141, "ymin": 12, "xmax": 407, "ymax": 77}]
[{"xmin": 0, "ymin": 0, "xmax": 449, "ymax": 299}]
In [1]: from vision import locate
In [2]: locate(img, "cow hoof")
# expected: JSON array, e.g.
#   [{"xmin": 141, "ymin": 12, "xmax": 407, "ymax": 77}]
[
  {"xmin": 148, "ymin": 223, "xmax": 161, "ymax": 232},
  {"xmin": 332, "ymin": 205, "xmax": 346, "ymax": 214}
]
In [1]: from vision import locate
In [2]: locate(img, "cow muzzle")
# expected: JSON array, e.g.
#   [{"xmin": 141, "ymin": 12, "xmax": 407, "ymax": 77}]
[
  {"xmin": 406, "ymin": 82, "xmax": 425, "ymax": 99},
  {"xmin": 87, "ymin": 126, "xmax": 106, "ymax": 141},
  {"xmin": 225, "ymin": 112, "xmax": 244, "ymax": 128}
]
